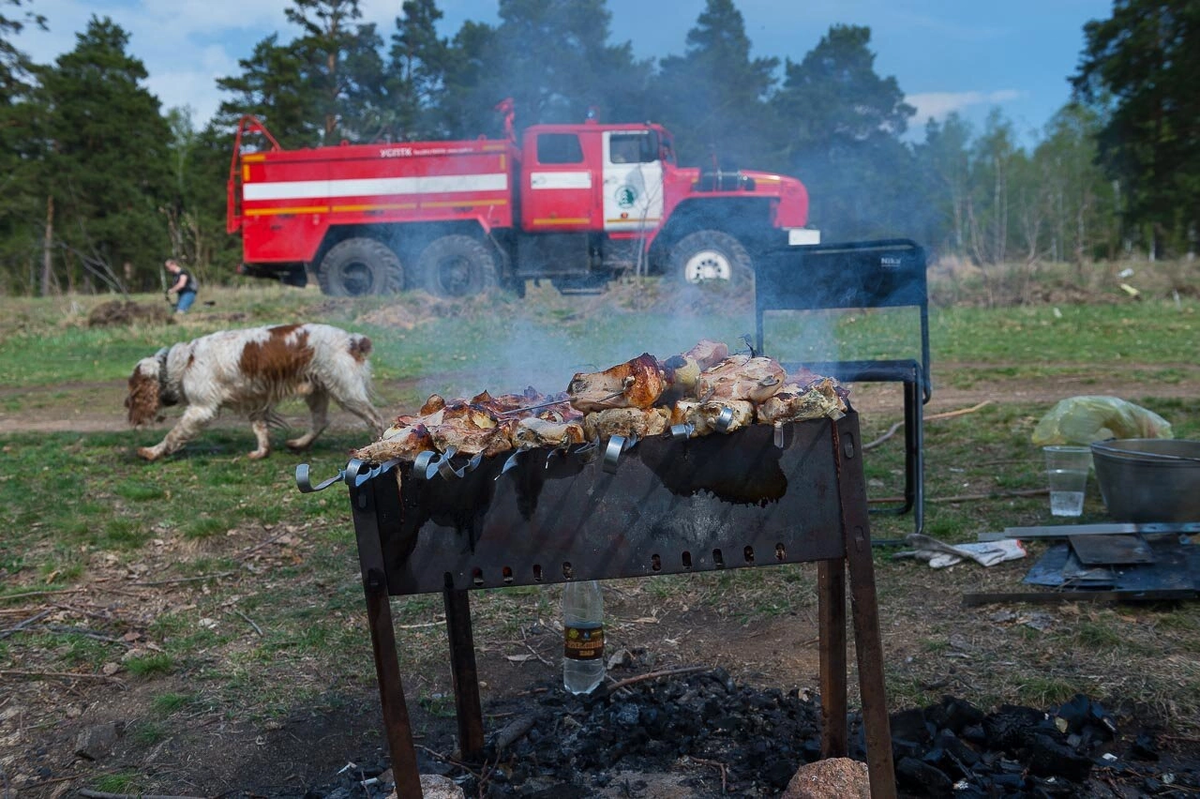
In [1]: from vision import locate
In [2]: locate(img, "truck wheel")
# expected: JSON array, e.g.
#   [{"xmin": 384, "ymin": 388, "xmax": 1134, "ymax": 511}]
[
  {"xmin": 317, "ymin": 238, "xmax": 404, "ymax": 296},
  {"xmin": 668, "ymin": 230, "xmax": 752, "ymax": 288},
  {"xmin": 417, "ymin": 235, "xmax": 497, "ymax": 298}
]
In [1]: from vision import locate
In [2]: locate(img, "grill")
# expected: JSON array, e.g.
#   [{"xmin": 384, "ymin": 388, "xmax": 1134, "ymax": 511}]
[{"xmin": 307, "ymin": 410, "xmax": 897, "ymax": 798}]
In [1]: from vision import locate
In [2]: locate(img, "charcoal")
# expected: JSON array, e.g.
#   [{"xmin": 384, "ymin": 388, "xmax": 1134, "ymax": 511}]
[
  {"xmin": 926, "ymin": 695, "xmax": 985, "ymax": 734},
  {"xmin": 983, "ymin": 705, "xmax": 1047, "ymax": 752},
  {"xmin": 1024, "ymin": 733, "xmax": 1094, "ymax": 781},
  {"xmin": 1132, "ymin": 732, "xmax": 1160, "ymax": 761},
  {"xmin": 890, "ymin": 707, "xmax": 933, "ymax": 745},
  {"xmin": 896, "ymin": 756, "xmax": 953, "ymax": 797}
]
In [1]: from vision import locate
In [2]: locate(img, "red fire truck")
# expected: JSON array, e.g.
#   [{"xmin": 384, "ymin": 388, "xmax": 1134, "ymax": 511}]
[{"xmin": 227, "ymin": 102, "xmax": 820, "ymax": 297}]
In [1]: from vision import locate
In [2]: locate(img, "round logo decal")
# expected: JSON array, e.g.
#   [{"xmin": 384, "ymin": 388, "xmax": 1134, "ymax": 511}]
[{"xmin": 615, "ymin": 185, "xmax": 638, "ymax": 208}]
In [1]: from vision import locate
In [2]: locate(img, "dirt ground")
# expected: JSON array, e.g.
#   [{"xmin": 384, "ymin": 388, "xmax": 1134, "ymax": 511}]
[{"xmin": 2, "ymin": 363, "xmax": 1199, "ymax": 797}]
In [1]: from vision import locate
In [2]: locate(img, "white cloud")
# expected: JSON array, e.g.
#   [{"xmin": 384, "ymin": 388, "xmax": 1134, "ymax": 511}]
[{"xmin": 906, "ymin": 89, "xmax": 1023, "ymax": 123}]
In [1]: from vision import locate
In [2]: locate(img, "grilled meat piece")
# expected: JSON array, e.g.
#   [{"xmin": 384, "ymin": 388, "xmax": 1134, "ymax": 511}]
[
  {"xmin": 354, "ymin": 422, "xmax": 435, "ymax": 462},
  {"xmin": 568, "ymin": 353, "xmax": 665, "ymax": 413},
  {"xmin": 659, "ymin": 339, "xmax": 732, "ymax": 405},
  {"xmin": 672, "ymin": 399, "xmax": 756, "ymax": 435},
  {"xmin": 696, "ymin": 355, "xmax": 787, "ymax": 403},
  {"xmin": 419, "ymin": 394, "xmax": 446, "ymax": 415},
  {"xmin": 514, "ymin": 417, "xmax": 586, "ymax": 449},
  {"xmin": 756, "ymin": 377, "xmax": 847, "ymax": 424},
  {"xmin": 430, "ymin": 400, "xmax": 512, "ymax": 457},
  {"xmin": 685, "ymin": 339, "xmax": 730, "ymax": 372},
  {"xmin": 583, "ymin": 407, "xmax": 671, "ymax": 440}
]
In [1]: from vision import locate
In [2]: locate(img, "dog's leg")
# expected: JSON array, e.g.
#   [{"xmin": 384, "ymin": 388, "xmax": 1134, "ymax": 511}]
[
  {"xmin": 137, "ymin": 406, "xmax": 216, "ymax": 461},
  {"xmin": 287, "ymin": 390, "xmax": 329, "ymax": 451},
  {"xmin": 248, "ymin": 417, "xmax": 272, "ymax": 460}
]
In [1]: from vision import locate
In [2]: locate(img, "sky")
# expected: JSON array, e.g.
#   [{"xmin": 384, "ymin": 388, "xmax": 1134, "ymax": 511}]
[{"xmin": 20, "ymin": 0, "xmax": 1114, "ymax": 145}]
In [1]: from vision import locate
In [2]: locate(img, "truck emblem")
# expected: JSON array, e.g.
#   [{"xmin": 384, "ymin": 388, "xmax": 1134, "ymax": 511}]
[{"xmin": 615, "ymin": 186, "xmax": 638, "ymax": 208}]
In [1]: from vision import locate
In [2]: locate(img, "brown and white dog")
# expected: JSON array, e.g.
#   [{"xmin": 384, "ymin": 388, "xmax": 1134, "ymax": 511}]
[{"xmin": 126, "ymin": 323, "xmax": 385, "ymax": 461}]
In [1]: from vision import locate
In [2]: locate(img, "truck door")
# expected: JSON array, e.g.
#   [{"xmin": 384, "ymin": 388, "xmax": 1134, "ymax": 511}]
[
  {"xmin": 602, "ymin": 130, "xmax": 664, "ymax": 233},
  {"xmin": 521, "ymin": 131, "xmax": 597, "ymax": 232}
]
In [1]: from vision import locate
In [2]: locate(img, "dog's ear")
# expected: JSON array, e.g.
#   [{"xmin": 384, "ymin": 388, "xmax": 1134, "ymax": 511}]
[{"xmin": 126, "ymin": 362, "xmax": 161, "ymax": 427}]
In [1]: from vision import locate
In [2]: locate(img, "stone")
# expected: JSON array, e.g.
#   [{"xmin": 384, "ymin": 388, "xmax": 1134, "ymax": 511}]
[
  {"xmin": 74, "ymin": 721, "xmax": 124, "ymax": 761},
  {"xmin": 780, "ymin": 757, "xmax": 870, "ymax": 799}
]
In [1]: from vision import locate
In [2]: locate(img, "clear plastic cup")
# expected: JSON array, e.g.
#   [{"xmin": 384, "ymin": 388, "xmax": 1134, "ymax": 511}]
[{"xmin": 1043, "ymin": 446, "xmax": 1092, "ymax": 517}]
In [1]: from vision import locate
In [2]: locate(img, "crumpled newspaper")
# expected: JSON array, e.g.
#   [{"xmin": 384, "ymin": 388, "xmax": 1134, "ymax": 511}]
[{"xmin": 893, "ymin": 533, "xmax": 1026, "ymax": 569}]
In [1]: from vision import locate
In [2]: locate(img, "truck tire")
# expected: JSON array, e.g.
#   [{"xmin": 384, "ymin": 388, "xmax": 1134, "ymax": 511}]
[
  {"xmin": 668, "ymin": 230, "xmax": 752, "ymax": 288},
  {"xmin": 316, "ymin": 238, "xmax": 404, "ymax": 296},
  {"xmin": 417, "ymin": 235, "xmax": 497, "ymax": 298}
]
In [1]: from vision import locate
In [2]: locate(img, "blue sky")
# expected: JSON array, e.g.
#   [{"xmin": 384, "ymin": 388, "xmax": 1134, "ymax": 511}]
[{"xmin": 22, "ymin": 0, "xmax": 1112, "ymax": 144}]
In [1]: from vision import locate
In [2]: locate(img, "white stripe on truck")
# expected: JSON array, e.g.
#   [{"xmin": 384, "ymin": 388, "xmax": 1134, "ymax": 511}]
[
  {"xmin": 529, "ymin": 171, "xmax": 592, "ymax": 190},
  {"xmin": 243, "ymin": 173, "xmax": 508, "ymax": 202}
]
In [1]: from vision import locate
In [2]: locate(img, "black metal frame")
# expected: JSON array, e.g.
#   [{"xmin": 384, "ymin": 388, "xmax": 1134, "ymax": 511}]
[
  {"xmin": 341, "ymin": 414, "xmax": 897, "ymax": 798},
  {"xmin": 755, "ymin": 238, "xmax": 930, "ymax": 535}
]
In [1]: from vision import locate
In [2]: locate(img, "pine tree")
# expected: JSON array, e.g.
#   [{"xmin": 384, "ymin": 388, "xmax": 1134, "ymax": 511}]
[
  {"xmin": 35, "ymin": 16, "xmax": 172, "ymax": 293},
  {"xmin": 653, "ymin": 0, "xmax": 778, "ymax": 168},
  {"xmin": 1072, "ymin": 0, "xmax": 1200, "ymax": 256}
]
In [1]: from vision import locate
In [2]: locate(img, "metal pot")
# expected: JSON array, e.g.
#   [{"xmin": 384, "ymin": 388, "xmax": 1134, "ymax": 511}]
[{"xmin": 1090, "ymin": 438, "xmax": 1200, "ymax": 523}]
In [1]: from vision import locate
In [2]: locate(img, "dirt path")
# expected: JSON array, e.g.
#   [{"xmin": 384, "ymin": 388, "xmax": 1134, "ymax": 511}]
[{"xmin": 3, "ymin": 365, "xmax": 1195, "ymax": 436}]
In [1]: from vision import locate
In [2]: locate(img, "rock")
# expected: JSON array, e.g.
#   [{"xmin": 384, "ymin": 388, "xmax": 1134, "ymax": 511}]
[
  {"xmin": 74, "ymin": 721, "xmax": 124, "ymax": 761},
  {"xmin": 780, "ymin": 757, "xmax": 870, "ymax": 799},
  {"xmin": 418, "ymin": 774, "xmax": 465, "ymax": 798}
]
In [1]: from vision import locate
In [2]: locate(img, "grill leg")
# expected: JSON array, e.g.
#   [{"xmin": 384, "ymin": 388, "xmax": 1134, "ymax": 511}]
[
  {"xmin": 818, "ymin": 559, "xmax": 847, "ymax": 757},
  {"xmin": 835, "ymin": 419, "xmax": 897, "ymax": 799},
  {"xmin": 364, "ymin": 572, "xmax": 423, "ymax": 798},
  {"xmin": 443, "ymin": 586, "xmax": 485, "ymax": 761}
]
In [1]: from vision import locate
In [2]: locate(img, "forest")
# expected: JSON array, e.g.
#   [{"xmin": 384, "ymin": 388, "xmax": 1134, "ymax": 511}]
[{"xmin": 0, "ymin": 0, "xmax": 1195, "ymax": 296}]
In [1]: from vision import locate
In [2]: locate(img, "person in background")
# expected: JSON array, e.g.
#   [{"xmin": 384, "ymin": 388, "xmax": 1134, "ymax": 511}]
[{"xmin": 164, "ymin": 259, "xmax": 198, "ymax": 314}]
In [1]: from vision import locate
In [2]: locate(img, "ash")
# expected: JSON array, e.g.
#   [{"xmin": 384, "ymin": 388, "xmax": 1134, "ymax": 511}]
[{"xmin": 310, "ymin": 671, "xmax": 1200, "ymax": 798}]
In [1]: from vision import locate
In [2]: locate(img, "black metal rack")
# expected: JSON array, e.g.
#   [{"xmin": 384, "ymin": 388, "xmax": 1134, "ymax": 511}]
[{"xmin": 755, "ymin": 238, "xmax": 930, "ymax": 534}]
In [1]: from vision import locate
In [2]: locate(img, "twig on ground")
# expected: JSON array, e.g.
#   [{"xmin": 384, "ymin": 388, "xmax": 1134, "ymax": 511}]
[
  {"xmin": 684, "ymin": 756, "xmax": 728, "ymax": 793},
  {"xmin": 930, "ymin": 488, "xmax": 1048, "ymax": 504},
  {"xmin": 863, "ymin": 400, "xmax": 993, "ymax": 451},
  {"xmin": 78, "ymin": 791, "xmax": 205, "ymax": 799},
  {"xmin": 608, "ymin": 665, "xmax": 708, "ymax": 693},
  {"xmin": 235, "ymin": 527, "xmax": 297, "ymax": 562},
  {"xmin": 416, "ymin": 744, "xmax": 483, "ymax": 781},
  {"xmin": 0, "ymin": 669, "xmax": 124, "ymax": 686},
  {"xmin": 131, "ymin": 572, "xmax": 236, "ymax": 587},
  {"xmin": 233, "ymin": 609, "xmax": 263, "ymax": 636},
  {"xmin": 0, "ymin": 588, "xmax": 87, "ymax": 601},
  {"xmin": 520, "ymin": 626, "xmax": 553, "ymax": 667},
  {"xmin": 0, "ymin": 608, "xmax": 54, "ymax": 639},
  {"xmin": 41, "ymin": 625, "xmax": 130, "ymax": 645}
]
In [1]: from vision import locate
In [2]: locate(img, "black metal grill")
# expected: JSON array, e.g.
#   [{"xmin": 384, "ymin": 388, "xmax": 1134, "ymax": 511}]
[{"xmin": 324, "ymin": 411, "xmax": 898, "ymax": 798}]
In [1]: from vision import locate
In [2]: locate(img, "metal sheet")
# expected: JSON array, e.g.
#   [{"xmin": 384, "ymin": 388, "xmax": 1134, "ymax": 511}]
[
  {"xmin": 1023, "ymin": 535, "xmax": 1200, "ymax": 593},
  {"xmin": 365, "ymin": 416, "xmax": 856, "ymax": 594},
  {"xmin": 1069, "ymin": 534, "xmax": 1155, "ymax": 565},
  {"xmin": 978, "ymin": 522, "xmax": 1200, "ymax": 542}
]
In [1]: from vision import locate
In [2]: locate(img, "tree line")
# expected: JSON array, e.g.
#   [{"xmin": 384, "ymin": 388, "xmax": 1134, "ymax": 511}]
[{"xmin": 0, "ymin": 0, "xmax": 1193, "ymax": 296}]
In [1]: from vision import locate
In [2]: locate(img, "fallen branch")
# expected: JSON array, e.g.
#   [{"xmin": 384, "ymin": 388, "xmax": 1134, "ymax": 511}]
[
  {"xmin": 131, "ymin": 572, "xmax": 236, "ymax": 587},
  {"xmin": 863, "ymin": 400, "xmax": 993, "ymax": 451},
  {"xmin": 0, "ymin": 608, "xmax": 54, "ymax": 640},
  {"xmin": 0, "ymin": 588, "xmax": 88, "ymax": 602},
  {"xmin": 78, "ymin": 791, "xmax": 205, "ymax": 799},
  {"xmin": 233, "ymin": 609, "xmax": 263, "ymax": 637},
  {"xmin": 608, "ymin": 665, "xmax": 708, "ymax": 693},
  {"xmin": 931, "ymin": 488, "xmax": 1048, "ymax": 504},
  {"xmin": 683, "ymin": 756, "xmax": 729, "ymax": 793},
  {"xmin": 0, "ymin": 669, "xmax": 124, "ymax": 686}
]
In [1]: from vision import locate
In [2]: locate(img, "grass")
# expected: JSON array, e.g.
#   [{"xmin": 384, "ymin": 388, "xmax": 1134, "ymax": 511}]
[{"xmin": 0, "ymin": 270, "xmax": 1198, "ymax": 791}]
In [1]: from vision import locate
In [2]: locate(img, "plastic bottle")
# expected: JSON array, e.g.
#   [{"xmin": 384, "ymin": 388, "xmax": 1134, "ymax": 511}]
[{"xmin": 562, "ymin": 579, "xmax": 605, "ymax": 694}]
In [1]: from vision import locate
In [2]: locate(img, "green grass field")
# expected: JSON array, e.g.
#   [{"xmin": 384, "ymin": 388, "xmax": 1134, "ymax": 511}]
[{"xmin": 0, "ymin": 275, "xmax": 1198, "ymax": 793}]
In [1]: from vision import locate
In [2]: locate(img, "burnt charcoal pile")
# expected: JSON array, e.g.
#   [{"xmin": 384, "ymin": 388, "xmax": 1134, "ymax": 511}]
[{"xmin": 308, "ymin": 675, "xmax": 1200, "ymax": 798}]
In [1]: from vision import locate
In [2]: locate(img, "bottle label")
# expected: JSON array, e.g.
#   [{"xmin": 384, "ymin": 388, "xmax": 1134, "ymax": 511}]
[{"xmin": 563, "ymin": 623, "xmax": 604, "ymax": 661}]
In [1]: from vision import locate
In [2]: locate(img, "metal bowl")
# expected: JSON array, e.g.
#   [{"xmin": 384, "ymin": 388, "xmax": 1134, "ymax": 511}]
[{"xmin": 1090, "ymin": 439, "xmax": 1200, "ymax": 523}]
